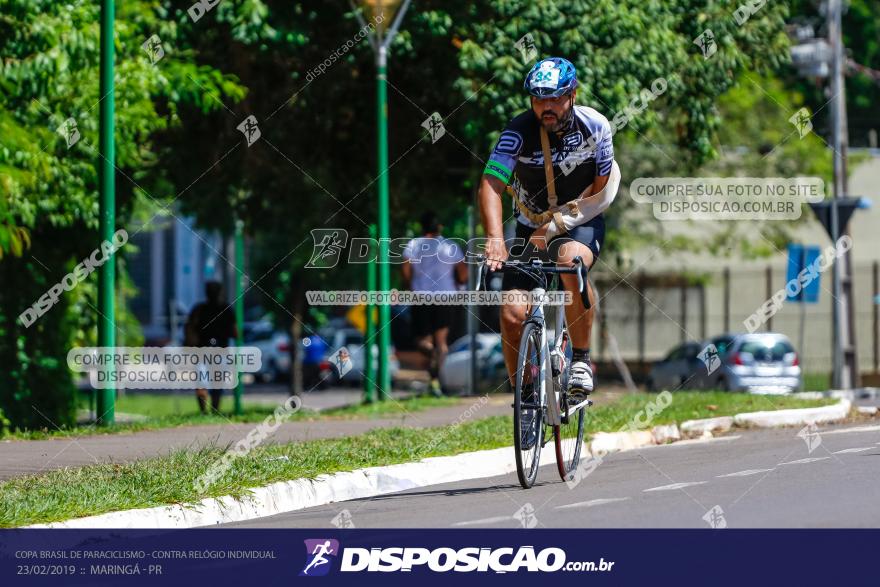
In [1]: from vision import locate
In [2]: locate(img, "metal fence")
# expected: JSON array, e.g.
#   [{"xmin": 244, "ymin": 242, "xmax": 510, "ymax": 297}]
[{"xmin": 592, "ymin": 261, "xmax": 880, "ymax": 375}]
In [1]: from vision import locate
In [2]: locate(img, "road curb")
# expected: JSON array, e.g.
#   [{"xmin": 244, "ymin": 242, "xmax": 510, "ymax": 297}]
[
  {"xmin": 25, "ymin": 398, "xmax": 852, "ymax": 529},
  {"xmin": 680, "ymin": 416, "xmax": 734, "ymax": 438},
  {"xmin": 26, "ymin": 445, "xmax": 560, "ymax": 530},
  {"xmin": 732, "ymin": 398, "xmax": 851, "ymax": 428}
]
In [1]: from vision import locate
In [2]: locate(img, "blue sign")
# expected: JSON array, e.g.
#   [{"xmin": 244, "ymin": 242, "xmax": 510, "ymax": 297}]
[{"xmin": 786, "ymin": 244, "xmax": 821, "ymax": 303}]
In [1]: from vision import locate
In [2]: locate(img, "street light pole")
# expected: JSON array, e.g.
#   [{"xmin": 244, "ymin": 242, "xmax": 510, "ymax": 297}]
[
  {"xmin": 364, "ymin": 223, "xmax": 377, "ymax": 403},
  {"xmin": 375, "ymin": 43, "xmax": 392, "ymax": 399},
  {"xmin": 354, "ymin": 0, "xmax": 412, "ymax": 400},
  {"xmin": 828, "ymin": 0, "xmax": 858, "ymax": 389},
  {"xmin": 234, "ymin": 219, "xmax": 245, "ymax": 416},
  {"xmin": 97, "ymin": 0, "xmax": 116, "ymax": 425}
]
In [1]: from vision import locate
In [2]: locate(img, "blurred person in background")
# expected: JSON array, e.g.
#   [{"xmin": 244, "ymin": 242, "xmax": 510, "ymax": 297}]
[
  {"xmin": 402, "ymin": 211, "xmax": 468, "ymax": 395},
  {"xmin": 185, "ymin": 281, "xmax": 237, "ymax": 413},
  {"xmin": 302, "ymin": 332, "xmax": 327, "ymax": 387}
]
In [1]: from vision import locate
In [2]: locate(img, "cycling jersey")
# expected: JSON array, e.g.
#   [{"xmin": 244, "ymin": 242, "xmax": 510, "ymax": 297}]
[{"xmin": 484, "ymin": 105, "xmax": 614, "ymax": 228}]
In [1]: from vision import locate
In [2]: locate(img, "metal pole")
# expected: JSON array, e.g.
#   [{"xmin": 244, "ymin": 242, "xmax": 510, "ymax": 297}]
[
  {"xmin": 364, "ymin": 224, "xmax": 377, "ymax": 403},
  {"xmin": 376, "ymin": 46, "xmax": 391, "ymax": 400},
  {"xmin": 699, "ymin": 283, "xmax": 706, "ymax": 340},
  {"xmin": 467, "ymin": 205, "xmax": 478, "ymax": 396},
  {"xmin": 799, "ymin": 247, "xmax": 806, "ymax": 363},
  {"xmin": 358, "ymin": 0, "xmax": 411, "ymax": 400},
  {"xmin": 723, "ymin": 267, "xmax": 730, "ymax": 332},
  {"xmin": 233, "ymin": 220, "xmax": 245, "ymax": 415},
  {"xmin": 637, "ymin": 272, "xmax": 645, "ymax": 367},
  {"xmin": 873, "ymin": 260, "xmax": 878, "ymax": 374},
  {"xmin": 829, "ymin": 0, "xmax": 849, "ymax": 389},
  {"xmin": 765, "ymin": 265, "xmax": 773, "ymax": 332},
  {"xmin": 680, "ymin": 283, "xmax": 687, "ymax": 343},
  {"xmin": 96, "ymin": 0, "xmax": 116, "ymax": 425}
]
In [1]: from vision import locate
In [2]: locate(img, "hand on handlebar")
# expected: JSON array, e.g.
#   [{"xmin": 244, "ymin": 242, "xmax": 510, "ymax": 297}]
[{"xmin": 484, "ymin": 237, "xmax": 508, "ymax": 271}]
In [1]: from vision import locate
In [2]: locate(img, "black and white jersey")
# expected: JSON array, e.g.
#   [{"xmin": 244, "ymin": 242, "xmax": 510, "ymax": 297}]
[{"xmin": 484, "ymin": 105, "xmax": 614, "ymax": 227}]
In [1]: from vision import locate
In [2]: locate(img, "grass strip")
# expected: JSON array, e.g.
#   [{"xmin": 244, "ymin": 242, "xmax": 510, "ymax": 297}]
[
  {"xmin": 2, "ymin": 394, "xmax": 460, "ymax": 441},
  {"xmin": 0, "ymin": 392, "xmax": 833, "ymax": 528}
]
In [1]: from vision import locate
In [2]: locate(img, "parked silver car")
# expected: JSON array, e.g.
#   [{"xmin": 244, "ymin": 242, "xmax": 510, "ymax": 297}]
[
  {"xmin": 439, "ymin": 333, "xmax": 506, "ymax": 393},
  {"xmin": 647, "ymin": 333, "xmax": 802, "ymax": 394}
]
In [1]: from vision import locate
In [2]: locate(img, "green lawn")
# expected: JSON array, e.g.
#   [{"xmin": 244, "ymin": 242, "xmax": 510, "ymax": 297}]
[
  {"xmin": 2, "ymin": 393, "xmax": 461, "ymax": 440},
  {"xmin": 0, "ymin": 391, "xmax": 835, "ymax": 528}
]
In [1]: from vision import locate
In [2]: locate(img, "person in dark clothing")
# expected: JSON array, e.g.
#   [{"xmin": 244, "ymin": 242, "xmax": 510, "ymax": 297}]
[{"xmin": 185, "ymin": 281, "xmax": 237, "ymax": 413}]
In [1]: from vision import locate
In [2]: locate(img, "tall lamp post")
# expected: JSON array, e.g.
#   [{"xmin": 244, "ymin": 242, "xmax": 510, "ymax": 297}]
[
  {"xmin": 97, "ymin": 0, "xmax": 116, "ymax": 424},
  {"xmin": 352, "ymin": 0, "xmax": 413, "ymax": 399}
]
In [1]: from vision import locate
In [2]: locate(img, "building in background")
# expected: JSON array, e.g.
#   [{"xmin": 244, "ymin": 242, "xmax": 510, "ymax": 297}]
[{"xmin": 126, "ymin": 213, "xmax": 229, "ymax": 345}]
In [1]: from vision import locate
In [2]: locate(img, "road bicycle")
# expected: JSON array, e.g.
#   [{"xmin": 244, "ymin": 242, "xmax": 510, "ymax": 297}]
[{"xmin": 475, "ymin": 255, "xmax": 592, "ymax": 489}]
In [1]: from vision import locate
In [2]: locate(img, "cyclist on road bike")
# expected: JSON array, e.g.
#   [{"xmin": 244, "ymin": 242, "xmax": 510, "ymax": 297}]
[{"xmin": 478, "ymin": 57, "xmax": 621, "ymax": 406}]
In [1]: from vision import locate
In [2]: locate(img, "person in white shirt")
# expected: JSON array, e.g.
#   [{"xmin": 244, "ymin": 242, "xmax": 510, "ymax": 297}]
[{"xmin": 402, "ymin": 211, "xmax": 467, "ymax": 395}]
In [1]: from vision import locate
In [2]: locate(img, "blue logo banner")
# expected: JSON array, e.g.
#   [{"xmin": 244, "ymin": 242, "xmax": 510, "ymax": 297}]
[{"xmin": 1, "ymin": 529, "xmax": 876, "ymax": 586}]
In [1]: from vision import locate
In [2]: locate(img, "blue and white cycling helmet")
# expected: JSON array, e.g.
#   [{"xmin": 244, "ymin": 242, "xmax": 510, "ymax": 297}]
[{"xmin": 523, "ymin": 57, "xmax": 578, "ymax": 98}]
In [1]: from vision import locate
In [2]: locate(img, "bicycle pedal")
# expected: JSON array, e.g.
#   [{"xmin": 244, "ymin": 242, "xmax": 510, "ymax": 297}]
[{"xmin": 566, "ymin": 398, "xmax": 592, "ymax": 412}]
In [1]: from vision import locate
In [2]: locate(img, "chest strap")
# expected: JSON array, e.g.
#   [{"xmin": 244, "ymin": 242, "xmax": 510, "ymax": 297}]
[{"xmin": 539, "ymin": 125, "xmax": 557, "ymax": 208}]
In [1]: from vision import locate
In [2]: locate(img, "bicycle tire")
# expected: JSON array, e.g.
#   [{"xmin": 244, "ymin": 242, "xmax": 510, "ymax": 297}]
[
  {"xmin": 514, "ymin": 321, "xmax": 544, "ymax": 489},
  {"xmin": 553, "ymin": 329, "xmax": 586, "ymax": 482}
]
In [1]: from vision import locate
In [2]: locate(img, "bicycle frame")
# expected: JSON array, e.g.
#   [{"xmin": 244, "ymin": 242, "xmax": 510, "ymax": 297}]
[
  {"xmin": 472, "ymin": 254, "xmax": 588, "ymax": 426},
  {"xmin": 525, "ymin": 285, "xmax": 568, "ymax": 427}
]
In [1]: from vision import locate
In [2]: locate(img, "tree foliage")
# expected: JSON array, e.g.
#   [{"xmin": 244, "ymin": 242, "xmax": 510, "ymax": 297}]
[
  {"xmin": 0, "ymin": 0, "xmax": 246, "ymax": 429},
  {"xmin": 0, "ymin": 0, "xmax": 831, "ymax": 428}
]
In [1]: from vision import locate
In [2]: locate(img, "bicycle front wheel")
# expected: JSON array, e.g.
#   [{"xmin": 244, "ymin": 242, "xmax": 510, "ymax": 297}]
[
  {"xmin": 554, "ymin": 330, "xmax": 586, "ymax": 482},
  {"xmin": 514, "ymin": 321, "xmax": 544, "ymax": 489}
]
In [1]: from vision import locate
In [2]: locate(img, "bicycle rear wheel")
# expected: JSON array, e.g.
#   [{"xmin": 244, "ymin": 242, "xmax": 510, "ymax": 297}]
[
  {"xmin": 514, "ymin": 321, "xmax": 544, "ymax": 489},
  {"xmin": 554, "ymin": 329, "xmax": 586, "ymax": 482}
]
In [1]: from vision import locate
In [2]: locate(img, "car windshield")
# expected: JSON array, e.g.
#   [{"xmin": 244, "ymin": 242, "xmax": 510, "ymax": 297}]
[{"xmin": 739, "ymin": 339, "xmax": 795, "ymax": 362}]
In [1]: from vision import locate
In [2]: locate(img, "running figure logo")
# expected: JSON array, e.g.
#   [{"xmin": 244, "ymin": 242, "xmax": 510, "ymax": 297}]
[
  {"xmin": 693, "ymin": 29, "xmax": 717, "ymax": 59},
  {"xmin": 236, "ymin": 114, "xmax": 261, "ymax": 146},
  {"xmin": 300, "ymin": 539, "xmax": 340, "ymax": 577},
  {"xmin": 305, "ymin": 228, "xmax": 349, "ymax": 268}
]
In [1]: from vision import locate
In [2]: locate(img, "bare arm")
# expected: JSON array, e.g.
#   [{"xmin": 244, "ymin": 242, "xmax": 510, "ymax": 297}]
[
  {"xmin": 589, "ymin": 173, "xmax": 610, "ymax": 196},
  {"xmin": 478, "ymin": 174, "xmax": 509, "ymax": 270}
]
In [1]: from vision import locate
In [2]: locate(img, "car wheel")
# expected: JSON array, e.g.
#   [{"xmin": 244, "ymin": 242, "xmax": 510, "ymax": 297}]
[{"xmin": 646, "ymin": 377, "xmax": 656, "ymax": 392}]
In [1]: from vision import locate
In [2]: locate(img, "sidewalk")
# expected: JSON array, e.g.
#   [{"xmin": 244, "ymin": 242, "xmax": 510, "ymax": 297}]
[{"xmin": 0, "ymin": 395, "xmax": 511, "ymax": 482}]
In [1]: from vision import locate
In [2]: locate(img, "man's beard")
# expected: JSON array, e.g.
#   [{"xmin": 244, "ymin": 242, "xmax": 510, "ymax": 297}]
[{"xmin": 540, "ymin": 106, "xmax": 572, "ymax": 133}]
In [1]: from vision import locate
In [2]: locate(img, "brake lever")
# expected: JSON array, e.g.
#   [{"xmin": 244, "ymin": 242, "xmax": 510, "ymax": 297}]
[
  {"xmin": 475, "ymin": 262, "xmax": 486, "ymax": 291},
  {"xmin": 573, "ymin": 256, "xmax": 585, "ymax": 294},
  {"xmin": 572, "ymin": 256, "xmax": 591, "ymax": 310}
]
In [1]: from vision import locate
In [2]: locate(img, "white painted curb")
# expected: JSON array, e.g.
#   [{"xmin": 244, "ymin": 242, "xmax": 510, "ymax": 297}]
[
  {"xmin": 590, "ymin": 430, "xmax": 655, "ymax": 454},
  {"xmin": 27, "ymin": 444, "xmax": 558, "ymax": 530},
  {"xmin": 680, "ymin": 416, "xmax": 734, "ymax": 437},
  {"xmin": 733, "ymin": 399, "xmax": 851, "ymax": 428},
  {"xmin": 25, "ymin": 398, "xmax": 851, "ymax": 529}
]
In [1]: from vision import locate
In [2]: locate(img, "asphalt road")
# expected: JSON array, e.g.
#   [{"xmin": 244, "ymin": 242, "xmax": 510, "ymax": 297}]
[{"xmin": 226, "ymin": 421, "xmax": 880, "ymax": 528}]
